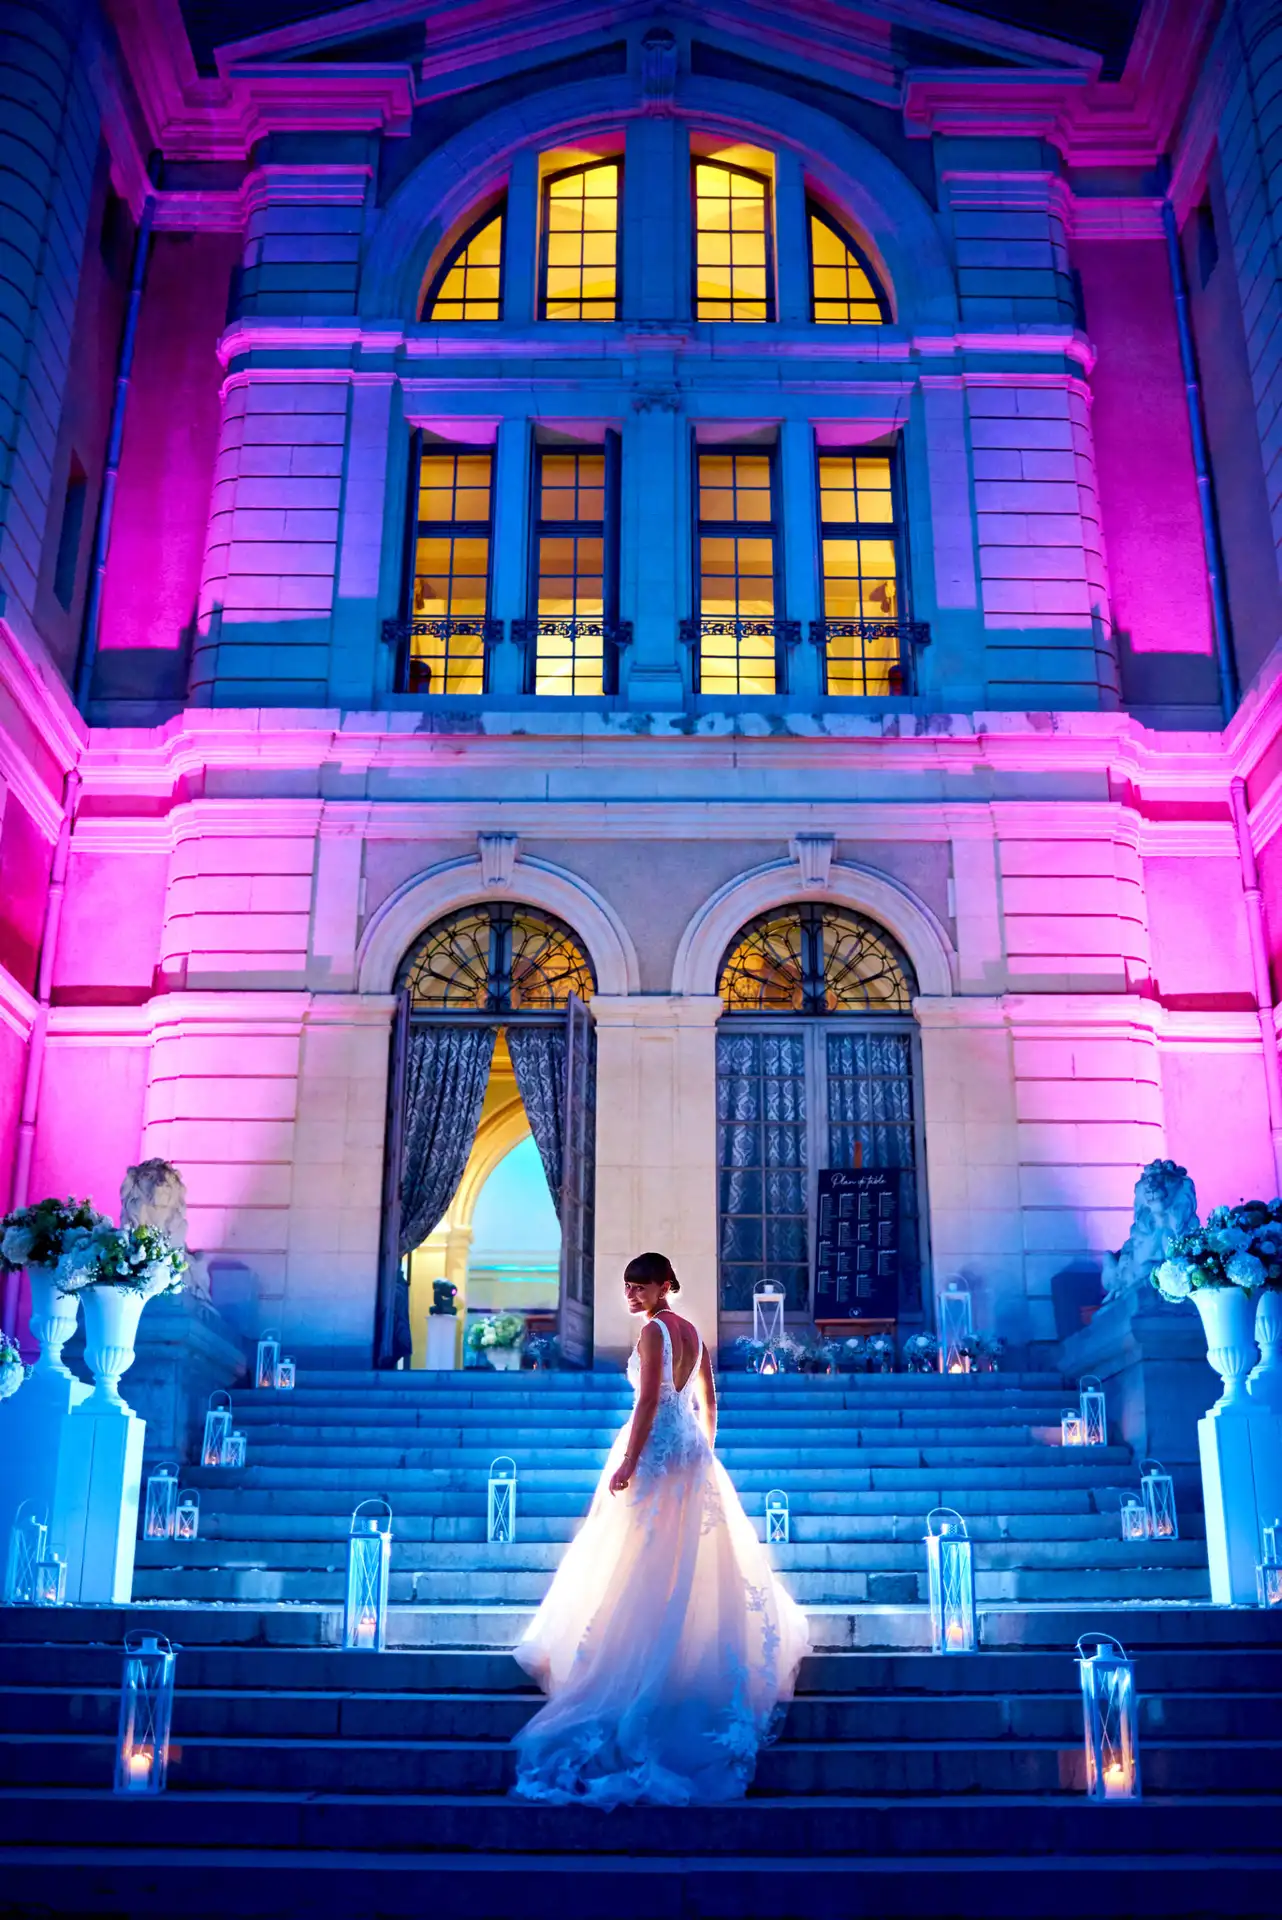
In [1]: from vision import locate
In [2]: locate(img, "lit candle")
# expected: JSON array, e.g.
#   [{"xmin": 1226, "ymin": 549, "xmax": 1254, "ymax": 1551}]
[
  {"xmin": 1102, "ymin": 1761, "xmax": 1127, "ymax": 1798},
  {"xmin": 355, "ymin": 1611, "xmax": 377, "ymax": 1650},
  {"xmin": 127, "ymin": 1748, "xmax": 153, "ymax": 1786},
  {"xmin": 945, "ymin": 1619, "xmax": 965, "ymax": 1651}
]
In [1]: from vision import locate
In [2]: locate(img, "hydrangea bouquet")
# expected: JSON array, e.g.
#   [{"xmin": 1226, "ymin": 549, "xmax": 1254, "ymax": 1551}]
[
  {"xmin": 1152, "ymin": 1199, "xmax": 1282, "ymax": 1302},
  {"xmin": 56, "ymin": 1222, "xmax": 187, "ymax": 1301},
  {"xmin": 0, "ymin": 1197, "xmax": 105, "ymax": 1274},
  {"xmin": 0, "ymin": 1330, "xmax": 26, "ymax": 1403},
  {"xmin": 902, "ymin": 1329, "xmax": 940, "ymax": 1373},
  {"xmin": 465, "ymin": 1311, "xmax": 526, "ymax": 1353}
]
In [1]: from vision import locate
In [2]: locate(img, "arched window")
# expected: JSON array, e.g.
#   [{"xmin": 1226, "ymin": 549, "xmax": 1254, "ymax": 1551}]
[
  {"xmin": 718, "ymin": 904, "xmax": 915, "ymax": 1013},
  {"xmin": 692, "ymin": 160, "xmax": 774, "ymax": 321},
  {"xmin": 423, "ymin": 204, "xmax": 505, "ymax": 321},
  {"xmin": 540, "ymin": 161, "xmax": 620, "ymax": 320},
  {"xmin": 398, "ymin": 903, "xmax": 596, "ymax": 1012},
  {"xmin": 808, "ymin": 202, "xmax": 889, "ymax": 325}
]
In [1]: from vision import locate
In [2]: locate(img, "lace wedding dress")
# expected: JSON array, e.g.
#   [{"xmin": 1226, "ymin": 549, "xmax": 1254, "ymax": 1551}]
[{"xmin": 512, "ymin": 1318, "xmax": 810, "ymax": 1807}]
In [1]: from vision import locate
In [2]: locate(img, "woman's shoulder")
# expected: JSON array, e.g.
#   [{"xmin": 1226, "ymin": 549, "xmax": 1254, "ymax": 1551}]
[{"xmin": 656, "ymin": 1309, "xmax": 702, "ymax": 1349}]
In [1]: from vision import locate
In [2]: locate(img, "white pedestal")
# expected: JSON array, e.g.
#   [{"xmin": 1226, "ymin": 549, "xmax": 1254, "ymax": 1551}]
[
  {"xmin": 425, "ymin": 1315, "xmax": 458, "ymax": 1371},
  {"xmin": 55, "ymin": 1406, "xmax": 146, "ymax": 1604},
  {"xmin": 0, "ymin": 1368, "xmax": 90, "ymax": 1553},
  {"xmin": 1198, "ymin": 1404, "xmax": 1282, "ymax": 1604}
]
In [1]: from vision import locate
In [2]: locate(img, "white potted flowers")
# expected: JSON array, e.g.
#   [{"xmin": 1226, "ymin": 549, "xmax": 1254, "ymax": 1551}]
[
  {"xmin": 0, "ymin": 1198, "xmax": 106, "ymax": 1380},
  {"xmin": 55, "ymin": 1223, "xmax": 188, "ymax": 1413},
  {"xmin": 465, "ymin": 1312, "xmax": 527, "ymax": 1371},
  {"xmin": 0, "ymin": 1331, "xmax": 26, "ymax": 1403},
  {"xmin": 1153, "ymin": 1201, "xmax": 1282, "ymax": 1410}
]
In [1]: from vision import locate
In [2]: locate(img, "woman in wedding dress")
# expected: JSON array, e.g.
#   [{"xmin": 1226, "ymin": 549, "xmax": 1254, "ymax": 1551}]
[{"xmin": 513, "ymin": 1252, "xmax": 810, "ymax": 1807}]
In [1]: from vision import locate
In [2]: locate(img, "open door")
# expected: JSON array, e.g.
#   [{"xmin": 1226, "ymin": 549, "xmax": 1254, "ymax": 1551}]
[
  {"xmin": 375, "ymin": 989, "xmax": 411, "ymax": 1367},
  {"xmin": 557, "ymin": 992, "xmax": 596, "ymax": 1368}
]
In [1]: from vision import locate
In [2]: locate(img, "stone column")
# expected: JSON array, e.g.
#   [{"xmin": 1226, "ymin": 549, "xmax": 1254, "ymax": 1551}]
[
  {"xmin": 591, "ymin": 995, "xmax": 722, "ymax": 1366},
  {"xmin": 778, "ymin": 418, "xmax": 821, "ymax": 699},
  {"xmin": 620, "ymin": 397, "xmax": 686, "ymax": 701}
]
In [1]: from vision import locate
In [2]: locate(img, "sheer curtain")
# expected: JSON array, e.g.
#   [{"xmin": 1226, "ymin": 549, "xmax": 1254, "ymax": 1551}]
[{"xmin": 506, "ymin": 1027, "xmax": 567, "ymax": 1217}]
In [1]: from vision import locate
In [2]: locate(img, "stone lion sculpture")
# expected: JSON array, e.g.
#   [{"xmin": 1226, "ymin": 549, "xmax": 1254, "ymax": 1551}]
[
  {"xmin": 120, "ymin": 1158, "xmax": 211, "ymax": 1301},
  {"xmin": 1101, "ymin": 1159, "xmax": 1198, "ymax": 1299}
]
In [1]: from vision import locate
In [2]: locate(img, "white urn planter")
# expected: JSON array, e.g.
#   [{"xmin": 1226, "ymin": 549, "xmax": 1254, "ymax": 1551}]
[
  {"xmin": 1248, "ymin": 1289, "xmax": 1282, "ymax": 1410},
  {"xmin": 28, "ymin": 1266, "xmax": 81, "ymax": 1381},
  {"xmin": 79, "ymin": 1286, "xmax": 147, "ymax": 1414},
  {"xmin": 488, "ymin": 1347, "xmax": 522, "ymax": 1372},
  {"xmin": 1191, "ymin": 1285, "xmax": 1259, "ymax": 1411}
]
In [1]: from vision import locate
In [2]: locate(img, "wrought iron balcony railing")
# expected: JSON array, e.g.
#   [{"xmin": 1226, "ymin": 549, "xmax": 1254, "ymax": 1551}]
[
  {"xmin": 808, "ymin": 617, "xmax": 931, "ymax": 696},
  {"xmin": 509, "ymin": 617, "xmax": 633, "ymax": 697},
  {"xmin": 382, "ymin": 615, "xmax": 503, "ymax": 694},
  {"xmin": 678, "ymin": 616, "xmax": 802, "ymax": 695}
]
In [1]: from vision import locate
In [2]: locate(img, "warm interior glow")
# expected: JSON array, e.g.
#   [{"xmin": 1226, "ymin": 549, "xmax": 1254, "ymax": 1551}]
[
  {"xmin": 694, "ymin": 161, "xmax": 772, "ymax": 321},
  {"xmin": 410, "ymin": 448, "xmax": 493, "ymax": 695},
  {"xmin": 428, "ymin": 209, "xmax": 504, "ymax": 321},
  {"xmin": 542, "ymin": 163, "xmax": 620, "ymax": 320},
  {"xmin": 818, "ymin": 453, "xmax": 900, "ymax": 694},
  {"xmin": 534, "ymin": 449, "xmax": 606, "ymax": 694},
  {"xmin": 696, "ymin": 450, "xmax": 776, "ymax": 695},
  {"xmin": 810, "ymin": 208, "xmax": 883, "ymax": 324}
]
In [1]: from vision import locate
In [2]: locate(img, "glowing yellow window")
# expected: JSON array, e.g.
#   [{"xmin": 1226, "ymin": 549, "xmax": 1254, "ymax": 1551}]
[
  {"xmin": 817, "ymin": 453, "xmax": 902, "ymax": 695},
  {"xmin": 695, "ymin": 450, "xmax": 778, "ymax": 695},
  {"xmin": 531, "ymin": 449, "xmax": 606, "ymax": 694},
  {"xmin": 406, "ymin": 448, "xmax": 493, "ymax": 693},
  {"xmin": 693, "ymin": 162, "xmax": 773, "ymax": 322},
  {"xmin": 424, "ymin": 208, "xmax": 505, "ymax": 321},
  {"xmin": 540, "ymin": 162, "xmax": 620, "ymax": 320},
  {"xmin": 809, "ymin": 204, "xmax": 887, "ymax": 325}
]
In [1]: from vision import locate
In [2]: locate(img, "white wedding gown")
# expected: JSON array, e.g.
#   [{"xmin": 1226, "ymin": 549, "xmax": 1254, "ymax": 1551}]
[{"xmin": 512, "ymin": 1317, "xmax": 811, "ymax": 1806}]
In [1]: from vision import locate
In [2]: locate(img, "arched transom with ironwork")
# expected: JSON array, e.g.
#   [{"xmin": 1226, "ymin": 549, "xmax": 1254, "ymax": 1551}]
[
  {"xmin": 399, "ymin": 903, "xmax": 596, "ymax": 1012},
  {"xmin": 717, "ymin": 903, "xmax": 916, "ymax": 1015}
]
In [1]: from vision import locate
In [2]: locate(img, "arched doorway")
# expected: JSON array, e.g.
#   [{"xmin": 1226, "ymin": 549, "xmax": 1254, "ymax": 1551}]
[
  {"xmin": 714, "ymin": 901, "xmax": 926, "ymax": 1335},
  {"xmin": 377, "ymin": 901, "xmax": 597, "ymax": 1367}
]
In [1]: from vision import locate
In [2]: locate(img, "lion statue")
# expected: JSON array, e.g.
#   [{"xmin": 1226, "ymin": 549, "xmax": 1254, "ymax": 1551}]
[
  {"xmin": 120, "ymin": 1158, "xmax": 211, "ymax": 1301},
  {"xmin": 1101, "ymin": 1159, "xmax": 1198, "ymax": 1300}
]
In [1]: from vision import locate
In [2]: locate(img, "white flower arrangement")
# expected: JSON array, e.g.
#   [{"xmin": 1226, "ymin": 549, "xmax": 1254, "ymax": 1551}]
[
  {"xmin": 55, "ymin": 1222, "xmax": 187, "ymax": 1301},
  {"xmin": 1153, "ymin": 1200, "xmax": 1282, "ymax": 1303},
  {"xmin": 465, "ymin": 1311, "xmax": 526, "ymax": 1352},
  {"xmin": 0, "ymin": 1331, "xmax": 26, "ymax": 1403},
  {"xmin": 0, "ymin": 1197, "xmax": 106, "ymax": 1274}
]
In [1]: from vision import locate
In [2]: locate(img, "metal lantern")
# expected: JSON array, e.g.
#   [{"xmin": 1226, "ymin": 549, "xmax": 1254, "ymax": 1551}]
[
  {"xmin": 765, "ymin": 1489, "xmax": 790, "ymax": 1544},
  {"xmin": 488, "ymin": 1456, "xmax": 517, "ymax": 1544},
  {"xmin": 752, "ymin": 1282, "xmax": 785, "ymax": 1350},
  {"xmin": 174, "ymin": 1491, "xmax": 200, "ymax": 1542},
  {"xmin": 1140, "ymin": 1458, "xmax": 1178, "ymax": 1540},
  {"xmin": 1120, "ymin": 1495, "xmax": 1147, "ymax": 1543},
  {"xmin": 1079, "ymin": 1375, "xmax": 1107, "ymax": 1447},
  {"xmin": 255, "ymin": 1328, "xmax": 280, "ymax": 1390},
  {"xmin": 925, "ymin": 1507, "xmax": 976, "ymax": 1654},
  {"xmin": 1077, "ymin": 1633, "xmax": 1141, "ymax": 1800},
  {"xmin": 1061, "ymin": 1408, "xmax": 1084, "ymax": 1446},
  {"xmin": 4, "ymin": 1502, "xmax": 46, "ymax": 1604},
  {"xmin": 1259, "ymin": 1519, "xmax": 1282, "ymax": 1607},
  {"xmin": 201, "ymin": 1391, "xmax": 232, "ymax": 1467},
  {"xmin": 275, "ymin": 1357, "xmax": 296, "ymax": 1391},
  {"xmin": 939, "ymin": 1279, "xmax": 973, "ymax": 1373},
  {"xmin": 34, "ymin": 1552, "xmax": 66, "ymax": 1606},
  {"xmin": 1264, "ymin": 1519, "xmax": 1278, "ymax": 1564},
  {"xmin": 115, "ymin": 1631, "xmax": 177, "ymax": 1794},
  {"xmin": 143, "ymin": 1463, "xmax": 180, "ymax": 1541},
  {"xmin": 759, "ymin": 1348, "xmax": 779, "ymax": 1376},
  {"xmin": 344, "ymin": 1500, "xmax": 392, "ymax": 1651},
  {"xmin": 222, "ymin": 1430, "xmax": 247, "ymax": 1469}
]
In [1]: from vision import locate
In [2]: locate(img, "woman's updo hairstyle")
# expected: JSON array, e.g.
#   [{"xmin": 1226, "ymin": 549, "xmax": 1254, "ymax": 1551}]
[{"xmin": 624, "ymin": 1251, "xmax": 680, "ymax": 1294}]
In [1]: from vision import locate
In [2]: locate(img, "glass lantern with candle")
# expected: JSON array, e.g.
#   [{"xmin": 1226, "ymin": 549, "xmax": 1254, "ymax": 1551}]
[
  {"xmin": 221, "ymin": 1430, "xmax": 247, "ymax": 1469},
  {"xmin": 765, "ymin": 1489, "xmax": 790, "ymax": 1544},
  {"xmin": 925, "ymin": 1507, "xmax": 976, "ymax": 1654},
  {"xmin": 1120, "ymin": 1495, "xmax": 1147, "ymax": 1543},
  {"xmin": 752, "ymin": 1281, "xmax": 785, "ymax": 1351},
  {"xmin": 1258, "ymin": 1519, "xmax": 1282, "ymax": 1606},
  {"xmin": 1140, "ymin": 1459, "xmax": 1178, "ymax": 1540},
  {"xmin": 201, "ymin": 1391, "xmax": 232, "ymax": 1467},
  {"xmin": 758, "ymin": 1348, "xmax": 779, "ymax": 1376},
  {"xmin": 34, "ymin": 1551, "xmax": 65, "ymax": 1606},
  {"xmin": 174, "ymin": 1490, "xmax": 200, "ymax": 1542},
  {"xmin": 115, "ymin": 1631, "xmax": 177, "ymax": 1794},
  {"xmin": 275, "ymin": 1357, "xmax": 296, "ymax": 1391},
  {"xmin": 344, "ymin": 1499, "xmax": 392, "ymax": 1651},
  {"xmin": 1061, "ymin": 1408, "xmax": 1084, "ymax": 1446},
  {"xmin": 143, "ymin": 1463, "xmax": 179, "ymax": 1541},
  {"xmin": 487, "ymin": 1456, "xmax": 517, "ymax": 1544},
  {"xmin": 1079, "ymin": 1375, "xmax": 1107, "ymax": 1446},
  {"xmin": 4, "ymin": 1501, "xmax": 46, "ymax": 1604},
  {"xmin": 1077, "ymin": 1633, "xmax": 1141, "ymax": 1800},
  {"xmin": 255, "ymin": 1328, "xmax": 280, "ymax": 1391},
  {"xmin": 938, "ymin": 1279, "xmax": 973, "ymax": 1374}
]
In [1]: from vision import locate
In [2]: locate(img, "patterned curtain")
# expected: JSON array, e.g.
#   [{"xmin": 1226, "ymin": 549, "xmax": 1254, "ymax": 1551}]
[
  {"xmin": 507, "ymin": 1026, "xmax": 567, "ymax": 1219},
  {"xmin": 716, "ymin": 1029, "xmax": 809, "ymax": 1310},
  {"xmin": 398, "ymin": 1025, "xmax": 497, "ymax": 1257}
]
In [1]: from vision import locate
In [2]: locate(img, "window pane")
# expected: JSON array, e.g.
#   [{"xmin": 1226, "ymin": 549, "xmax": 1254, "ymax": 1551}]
[
  {"xmin": 540, "ymin": 161, "xmax": 619, "ymax": 321},
  {"xmin": 694, "ymin": 162, "xmax": 774, "ymax": 322},
  {"xmin": 808, "ymin": 208, "xmax": 885, "ymax": 327},
  {"xmin": 427, "ymin": 211, "xmax": 505, "ymax": 322}
]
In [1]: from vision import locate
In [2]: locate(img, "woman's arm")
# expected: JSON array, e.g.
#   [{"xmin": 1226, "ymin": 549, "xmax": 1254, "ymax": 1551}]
[
  {"xmin": 609, "ymin": 1320, "xmax": 662, "ymax": 1494},
  {"xmin": 697, "ymin": 1341, "xmax": 717, "ymax": 1446}
]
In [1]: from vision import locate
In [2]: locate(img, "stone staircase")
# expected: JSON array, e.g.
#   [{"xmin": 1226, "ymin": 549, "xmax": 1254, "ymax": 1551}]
[
  {"xmin": 0, "ymin": 1601, "xmax": 1277, "ymax": 1915},
  {"xmin": 132, "ymin": 1370, "xmax": 1208, "ymax": 1608}
]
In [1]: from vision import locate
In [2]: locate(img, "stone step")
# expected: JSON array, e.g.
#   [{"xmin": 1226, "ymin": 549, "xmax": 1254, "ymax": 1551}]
[
  {"xmin": 218, "ymin": 1421, "xmax": 1083, "ymax": 1449},
  {"xmin": 179, "ymin": 1485, "xmax": 1111, "ymax": 1517},
  {"xmin": 201, "ymin": 1442, "xmax": 1137, "ymax": 1470},
  {"xmin": 248, "ymin": 1370, "xmax": 1072, "ymax": 1390},
  {"xmin": 188, "ymin": 1464, "xmax": 1140, "ymax": 1492}
]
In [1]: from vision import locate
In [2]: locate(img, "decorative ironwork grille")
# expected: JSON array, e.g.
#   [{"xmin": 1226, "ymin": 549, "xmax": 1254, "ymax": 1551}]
[
  {"xmin": 717, "ymin": 904, "xmax": 915, "ymax": 1015},
  {"xmin": 399, "ymin": 904, "xmax": 596, "ymax": 1013}
]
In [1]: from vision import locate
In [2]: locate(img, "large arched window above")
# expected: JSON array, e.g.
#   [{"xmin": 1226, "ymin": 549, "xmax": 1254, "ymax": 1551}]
[
  {"xmin": 540, "ymin": 160, "xmax": 621, "ymax": 320},
  {"xmin": 718, "ymin": 904, "xmax": 915, "ymax": 1014},
  {"xmin": 808, "ymin": 202, "xmax": 889, "ymax": 325},
  {"xmin": 693, "ymin": 160, "xmax": 774, "ymax": 322},
  {"xmin": 423, "ymin": 202, "xmax": 505, "ymax": 321},
  {"xmin": 399, "ymin": 903, "xmax": 596, "ymax": 1012}
]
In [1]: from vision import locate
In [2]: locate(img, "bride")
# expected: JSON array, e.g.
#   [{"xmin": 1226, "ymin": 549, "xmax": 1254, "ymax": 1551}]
[{"xmin": 512, "ymin": 1251, "xmax": 810, "ymax": 1807}]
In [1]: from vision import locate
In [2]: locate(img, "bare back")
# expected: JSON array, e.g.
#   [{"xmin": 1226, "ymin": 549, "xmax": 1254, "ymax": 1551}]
[{"xmin": 653, "ymin": 1309, "xmax": 701, "ymax": 1391}]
